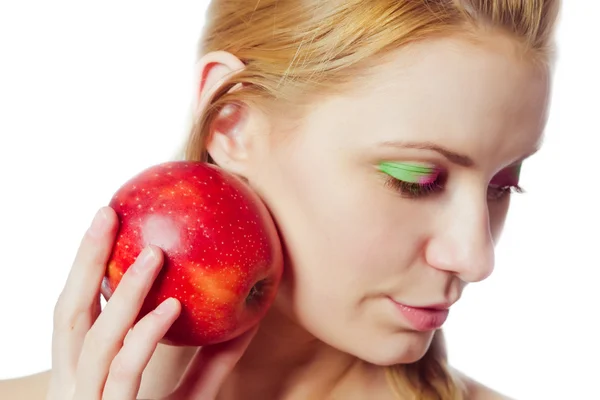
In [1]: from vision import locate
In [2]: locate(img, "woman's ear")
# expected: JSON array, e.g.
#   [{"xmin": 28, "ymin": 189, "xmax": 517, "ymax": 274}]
[
  {"xmin": 194, "ymin": 51, "xmax": 267, "ymax": 177},
  {"xmin": 194, "ymin": 50, "xmax": 245, "ymax": 113}
]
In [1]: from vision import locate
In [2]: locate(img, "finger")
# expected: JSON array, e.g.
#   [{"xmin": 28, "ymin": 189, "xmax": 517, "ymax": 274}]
[
  {"xmin": 102, "ymin": 297, "xmax": 181, "ymax": 400},
  {"xmin": 73, "ymin": 245, "xmax": 164, "ymax": 400},
  {"xmin": 166, "ymin": 325, "xmax": 259, "ymax": 400},
  {"xmin": 51, "ymin": 207, "xmax": 118, "ymax": 375},
  {"xmin": 59, "ymin": 207, "xmax": 118, "ymax": 312}
]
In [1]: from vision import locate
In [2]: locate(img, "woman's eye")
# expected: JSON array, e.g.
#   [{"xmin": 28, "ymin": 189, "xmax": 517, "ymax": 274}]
[
  {"xmin": 378, "ymin": 162, "xmax": 526, "ymax": 201},
  {"xmin": 385, "ymin": 178, "xmax": 444, "ymax": 198},
  {"xmin": 488, "ymin": 163, "xmax": 525, "ymax": 201},
  {"xmin": 378, "ymin": 162, "xmax": 444, "ymax": 199}
]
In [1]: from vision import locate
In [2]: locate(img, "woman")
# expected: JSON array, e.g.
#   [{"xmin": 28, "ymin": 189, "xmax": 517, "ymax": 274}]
[{"xmin": 1, "ymin": 0, "xmax": 560, "ymax": 399}]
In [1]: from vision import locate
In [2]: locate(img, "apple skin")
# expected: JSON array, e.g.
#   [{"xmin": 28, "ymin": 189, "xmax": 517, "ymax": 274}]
[{"xmin": 100, "ymin": 161, "xmax": 284, "ymax": 346}]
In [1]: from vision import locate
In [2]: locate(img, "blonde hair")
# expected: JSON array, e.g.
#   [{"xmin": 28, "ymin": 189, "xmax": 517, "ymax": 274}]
[{"xmin": 181, "ymin": 1, "xmax": 560, "ymax": 398}]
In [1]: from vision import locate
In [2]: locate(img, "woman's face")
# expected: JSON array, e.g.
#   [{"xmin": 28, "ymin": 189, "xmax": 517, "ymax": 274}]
[{"xmin": 240, "ymin": 34, "xmax": 550, "ymax": 365}]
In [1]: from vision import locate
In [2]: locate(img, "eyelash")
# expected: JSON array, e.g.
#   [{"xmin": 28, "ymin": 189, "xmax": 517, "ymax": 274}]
[
  {"xmin": 487, "ymin": 183, "xmax": 526, "ymax": 201},
  {"xmin": 384, "ymin": 175, "xmax": 444, "ymax": 198},
  {"xmin": 384, "ymin": 174, "xmax": 525, "ymax": 201}
]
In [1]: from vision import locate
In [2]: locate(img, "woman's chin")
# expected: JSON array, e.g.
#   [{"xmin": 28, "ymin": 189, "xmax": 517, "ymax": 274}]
[{"xmin": 352, "ymin": 330, "xmax": 436, "ymax": 366}]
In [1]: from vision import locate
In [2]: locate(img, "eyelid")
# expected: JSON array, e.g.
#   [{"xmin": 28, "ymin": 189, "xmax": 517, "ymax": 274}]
[
  {"xmin": 491, "ymin": 163, "xmax": 523, "ymax": 186},
  {"xmin": 378, "ymin": 161, "xmax": 440, "ymax": 184}
]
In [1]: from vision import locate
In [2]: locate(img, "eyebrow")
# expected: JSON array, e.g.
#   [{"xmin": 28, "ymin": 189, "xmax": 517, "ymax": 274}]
[
  {"xmin": 378, "ymin": 140, "xmax": 475, "ymax": 167},
  {"xmin": 377, "ymin": 140, "xmax": 540, "ymax": 168}
]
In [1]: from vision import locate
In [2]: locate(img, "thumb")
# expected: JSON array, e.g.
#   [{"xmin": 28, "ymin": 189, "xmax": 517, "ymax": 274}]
[{"xmin": 164, "ymin": 325, "xmax": 259, "ymax": 400}]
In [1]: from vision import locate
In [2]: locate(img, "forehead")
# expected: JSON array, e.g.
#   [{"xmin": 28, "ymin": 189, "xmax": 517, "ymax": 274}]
[{"xmin": 292, "ymin": 34, "xmax": 550, "ymax": 168}]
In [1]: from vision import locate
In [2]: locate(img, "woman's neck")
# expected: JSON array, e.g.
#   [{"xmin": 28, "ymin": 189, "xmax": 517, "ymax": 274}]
[{"xmin": 217, "ymin": 306, "xmax": 393, "ymax": 400}]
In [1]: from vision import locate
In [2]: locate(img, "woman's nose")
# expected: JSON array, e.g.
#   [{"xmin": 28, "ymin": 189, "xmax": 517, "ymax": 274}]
[{"xmin": 424, "ymin": 199, "xmax": 495, "ymax": 283}]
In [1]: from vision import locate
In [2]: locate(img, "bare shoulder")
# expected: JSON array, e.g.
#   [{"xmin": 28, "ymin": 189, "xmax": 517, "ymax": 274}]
[
  {"xmin": 452, "ymin": 368, "xmax": 515, "ymax": 400},
  {"xmin": 0, "ymin": 370, "xmax": 51, "ymax": 399},
  {"xmin": 0, "ymin": 343, "xmax": 195, "ymax": 400}
]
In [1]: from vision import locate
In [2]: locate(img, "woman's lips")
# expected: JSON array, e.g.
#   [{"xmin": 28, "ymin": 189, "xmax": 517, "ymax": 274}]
[{"xmin": 389, "ymin": 298, "xmax": 450, "ymax": 331}]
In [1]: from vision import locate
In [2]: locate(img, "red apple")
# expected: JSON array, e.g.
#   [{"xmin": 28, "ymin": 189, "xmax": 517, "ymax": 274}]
[{"xmin": 101, "ymin": 161, "xmax": 283, "ymax": 346}]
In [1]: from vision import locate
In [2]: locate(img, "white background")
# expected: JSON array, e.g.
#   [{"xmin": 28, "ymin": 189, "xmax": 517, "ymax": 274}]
[{"xmin": 0, "ymin": 1, "xmax": 598, "ymax": 399}]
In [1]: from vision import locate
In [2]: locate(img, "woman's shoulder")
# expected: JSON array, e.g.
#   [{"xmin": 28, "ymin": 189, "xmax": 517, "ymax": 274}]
[
  {"xmin": 0, "ymin": 343, "xmax": 197, "ymax": 400},
  {"xmin": 452, "ymin": 368, "xmax": 516, "ymax": 400},
  {"xmin": 0, "ymin": 370, "xmax": 51, "ymax": 399}
]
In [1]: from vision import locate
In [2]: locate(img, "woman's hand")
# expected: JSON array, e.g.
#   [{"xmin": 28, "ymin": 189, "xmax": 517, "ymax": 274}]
[{"xmin": 47, "ymin": 207, "xmax": 256, "ymax": 400}]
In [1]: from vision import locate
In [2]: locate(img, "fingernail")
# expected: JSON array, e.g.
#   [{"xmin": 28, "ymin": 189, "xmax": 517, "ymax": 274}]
[
  {"xmin": 154, "ymin": 297, "xmax": 177, "ymax": 315},
  {"xmin": 88, "ymin": 208, "xmax": 108, "ymax": 237},
  {"xmin": 133, "ymin": 246, "xmax": 157, "ymax": 272}
]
